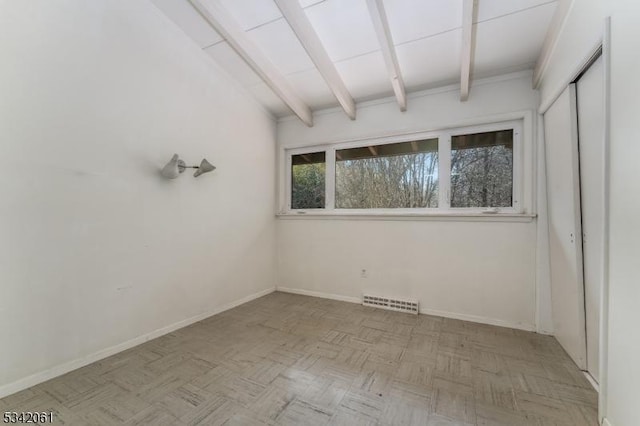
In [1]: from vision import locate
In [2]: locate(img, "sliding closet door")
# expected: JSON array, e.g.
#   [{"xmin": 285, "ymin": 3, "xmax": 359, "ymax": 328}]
[
  {"xmin": 576, "ymin": 56, "xmax": 605, "ymax": 383},
  {"xmin": 544, "ymin": 85, "xmax": 587, "ymax": 369}
]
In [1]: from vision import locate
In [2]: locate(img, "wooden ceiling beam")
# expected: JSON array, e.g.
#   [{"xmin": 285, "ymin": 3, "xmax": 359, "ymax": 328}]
[
  {"xmin": 189, "ymin": 0, "xmax": 314, "ymax": 126},
  {"xmin": 274, "ymin": 0, "xmax": 356, "ymax": 120},
  {"xmin": 366, "ymin": 0, "xmax": 407, "ymax": 111},
  {"xmin": 460, "ymin": 0, "xmax": 477, "ymax": 101}
]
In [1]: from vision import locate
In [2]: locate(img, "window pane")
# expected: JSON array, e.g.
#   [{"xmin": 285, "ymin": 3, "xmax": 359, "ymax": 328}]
[
  {"xmin": 335, "ymin": 139, "xmax": 439, "ymax": 208},
  {"xmin": 450, "ymin": 129, "xmax": 513, "ymax": 208},
  {"xmin": 291, "ymin": 151, "xmax": 325, "ymax": 209}
]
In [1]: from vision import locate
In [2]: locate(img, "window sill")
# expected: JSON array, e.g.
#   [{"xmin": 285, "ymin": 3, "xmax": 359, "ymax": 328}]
[{"xmin": 276, "ymin": 211, "xmax": 537, "ymax": 223}]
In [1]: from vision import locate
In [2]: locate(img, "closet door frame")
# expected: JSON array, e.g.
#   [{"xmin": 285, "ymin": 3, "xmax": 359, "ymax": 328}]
[{"xmin": 537, "ymin": 17, "xmax": 611, "ymax": 423}]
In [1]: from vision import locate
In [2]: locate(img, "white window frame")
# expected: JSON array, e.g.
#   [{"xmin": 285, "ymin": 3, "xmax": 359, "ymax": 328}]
[
  {"xmin": 282, "ymin": 120, "xmax": 525, "ymax": 216},
  {"xmin": 444, "ymin": 120, "xmax": 523, "ymax": 213}
]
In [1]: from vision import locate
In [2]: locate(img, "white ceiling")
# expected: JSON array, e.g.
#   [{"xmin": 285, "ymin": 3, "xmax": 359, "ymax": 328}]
[{"xmin": 152, "ymin": 0, "xmax": 557, "ymax": 118}]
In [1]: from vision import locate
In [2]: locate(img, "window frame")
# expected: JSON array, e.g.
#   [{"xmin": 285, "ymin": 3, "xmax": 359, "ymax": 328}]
[
  {"xmin": 289, "ymin": 150, "xmax": 328, "ymax": 210},
  {"xmin": 282, "ymin": 120, "xmax": 524, "ymax": 216},
  {"xmin": 445, "ymin": 121, "xmax": 523, "ymax": 213}
]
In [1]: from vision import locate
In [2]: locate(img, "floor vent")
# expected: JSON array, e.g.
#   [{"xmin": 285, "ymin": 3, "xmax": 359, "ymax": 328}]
[{"xmin": 362, "ymin": 294, "xmax": 419, "ymax": 315}]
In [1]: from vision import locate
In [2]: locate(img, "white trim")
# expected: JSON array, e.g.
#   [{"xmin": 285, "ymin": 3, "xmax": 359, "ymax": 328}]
[
  {"xmin": 0, "ymin": 287, "xmax": 276, "ymax": 399},
  {"xmin": 449, "ymin": 121, "xmax": 523, "ymax": 213},
  {"xmin": 278, "ymin": 146, "xmax": 287, "ymax": 212},
  {"xmin": 571, "ymin": 83, "xmax": 588, "ymax": 370},
  {"xmin": 598, "ymin": 16, "xmax": 611, "ymax": 424},
  {"xmin": 533, "ymin": 0, "xmax": 575, "ymax": 88},
  {"xmin": 439, "ymin": 133, "xmax": 452, "ymax": 209},
  {"xmin": 276, "ymin": 287, "xmax": 535, "ymax": 332},
  {"xmin": 583, "ymin": 371, "xmax": 600, "ymax": 392},
  {"xmin": 419, "ymin": 306, "xmax": 535, "ymax": 332},
  {"xmin": 538, "ymin": 39, "xmax": 603, "ymax": 114},
  {"xmin": 277, "ymin": 212, "xmax": 535, "ymax": 223},
  {"xmin": 535, "ymin": 113, "xmax": 554, "ymax": 335},
  {"xmin": 285, "ymin": 150, "xmax": 293, "ymax": 210},
  {"xmin": 537, "ymin": 16, "xmax": 611, "ymax": 421},
  {"xmin": 282, "ymin": 118, "xmax": 527, "ymax": 216},
  {"xmin": 325, "ymin": 146, "xmax": 336, "ymax": 210},
  {"xmin": 276, "ymin": 287, "xmax": 361, "ymax": 304}
]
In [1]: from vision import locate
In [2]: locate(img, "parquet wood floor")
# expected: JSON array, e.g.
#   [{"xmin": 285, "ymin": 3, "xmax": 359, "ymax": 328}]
[{"xmin": 0, "ymin": 292, "xmax": 598, "ymax": 425}]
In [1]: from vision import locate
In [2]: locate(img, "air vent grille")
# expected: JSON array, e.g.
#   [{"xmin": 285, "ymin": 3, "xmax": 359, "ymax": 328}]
[{"xmin": 363, "ymin": 294, "xmax": 419, "ymax": 315}]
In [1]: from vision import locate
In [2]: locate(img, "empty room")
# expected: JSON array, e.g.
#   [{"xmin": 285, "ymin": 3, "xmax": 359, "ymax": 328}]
[{"xmin": 0, "ymin": 0, "xmax": 638, "ymax": 425}]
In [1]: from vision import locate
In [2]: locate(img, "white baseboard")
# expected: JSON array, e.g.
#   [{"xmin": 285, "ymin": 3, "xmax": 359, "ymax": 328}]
[
  {"xmin": 419, "ymin": 306, "xmax": 536, "ymax": 332},
  {"xmin": 276, "ymin": 287, "xmax": 361, "ymax": 304},
  {"xmin": 583, "ymin": 371, "xmax": 599, "ymax": 392},
  {"xmin": 276, "ymin": 286, "xmax": 535, "ymax": 332},
  {"xmin": 0, "ymin": 287, "xmax": 275, "ymax": 399}
]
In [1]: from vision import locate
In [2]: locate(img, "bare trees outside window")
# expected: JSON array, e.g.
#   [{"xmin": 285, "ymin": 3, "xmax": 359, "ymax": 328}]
[
  {"xmin": 286, "ymin": 122, "xmax": 519, "ymax": 213},
  {"xmin": 291, "ymin": 152, "xmax": 325, "ymax": 209},
  {"xmin": 335, "ymin": 139, "xmax": 438, "ymax": 208},
  {"xmin": 451, "ymin": 130, "xmax": 513, "ymax": 208}
]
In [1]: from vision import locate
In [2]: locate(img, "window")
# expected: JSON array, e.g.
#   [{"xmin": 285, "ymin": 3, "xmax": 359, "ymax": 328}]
[
  {"xmin": 284, "ymin": 121, "xmax": 522, "ymax": 214},
  {"xmin": 291, "ymin": 151, "xmax": 325, "ymax": 209},
  {"xmin": 451, "ymin": 130, "xmax": 513, "ymax": 208},
  {"xmin": 336, "ymin": 139, "xmax": 438, "ymax": 208}
]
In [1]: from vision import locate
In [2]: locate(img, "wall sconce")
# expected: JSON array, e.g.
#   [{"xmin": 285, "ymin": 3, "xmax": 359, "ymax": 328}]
[{"xmin": 161, "ymin": 154, "xmax": 216, "ymax": 179}]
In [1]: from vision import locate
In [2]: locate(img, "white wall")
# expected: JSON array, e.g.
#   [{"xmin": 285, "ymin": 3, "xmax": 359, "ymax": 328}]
[
  {"xmin": 538, "ymin": 0, "xmax": 607, "ymax": 110},
  {"xmin": 538, "ymin": 1, "xmax": 640, "ymax": 424},
  {"xmin": 607, "ymin": 3, "xmax": 640, "ymax": 424},
  {"xmin": 277, "ymin": 74, "xmax": 541, "ymax": 331},
  {"xmin": 0, "ymin": 0, "xmax": 276, "ymax": 396}
]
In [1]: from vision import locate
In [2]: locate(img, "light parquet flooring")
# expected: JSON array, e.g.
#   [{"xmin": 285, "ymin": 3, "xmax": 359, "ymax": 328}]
[{"xmin": 0, "ymin": 292, "xmax": 598, "ymax": 425}]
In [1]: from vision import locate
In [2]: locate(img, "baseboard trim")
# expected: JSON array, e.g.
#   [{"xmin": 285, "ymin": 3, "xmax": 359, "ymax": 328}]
[
  {"xmin": 419, "ymin": 306, "xmax": 536, "ymax": 332},
  {"xmin": 0, "ymin": 286, "xmax": 276, "ymax": 399},
  {"xmin": 276, "ymin": 286, "xmax": 535, "ymax": 332},
  {"xmin": 583, "ymin": 371, "xmax": 599, "ymax": 392},
  {"xmin": 276, "ymin": 287, "xmax": 361, "ymax": 304}
]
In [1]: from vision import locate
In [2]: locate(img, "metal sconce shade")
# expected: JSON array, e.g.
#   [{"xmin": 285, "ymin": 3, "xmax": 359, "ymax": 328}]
[
  {"xmin": 161, "ymin": 154, "xmax": 184, "ymax": 179},
  {"xmin": 194, "ymin": 158, "xmax": 216, "ymax": 177},
  {"xmin": 161, "ymin": 154, "xmax": 215, "ymax": 179}
]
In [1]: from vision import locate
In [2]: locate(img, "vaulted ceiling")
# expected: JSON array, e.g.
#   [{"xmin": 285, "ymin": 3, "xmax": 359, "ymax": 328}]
[{"xmin": 152, "ymin": 0, "xmax": 557, "ymax": 124}]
